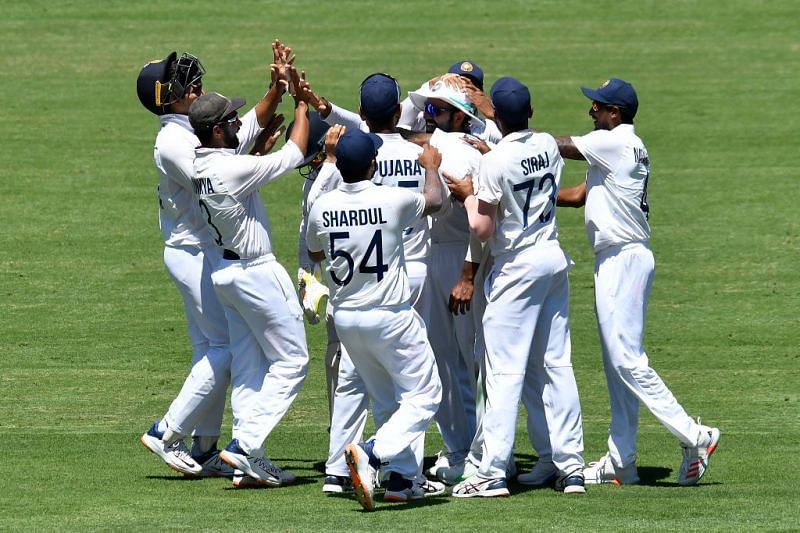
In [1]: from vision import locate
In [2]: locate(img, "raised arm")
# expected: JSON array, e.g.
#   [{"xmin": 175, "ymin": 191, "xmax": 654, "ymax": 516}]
[
  {"xmin": 286, "ymin": 66, "xmax": 309, "ymax": 157},
  {"xmin": 418, "ymin": 144, "xmax": 445, "ymax": 216},
  {"xmin": 555, "ymin": 135, "xmax": 586, "ymax": 161}
]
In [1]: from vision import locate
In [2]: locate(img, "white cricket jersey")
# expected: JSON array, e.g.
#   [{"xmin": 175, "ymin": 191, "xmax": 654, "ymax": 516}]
[
  {"xmin": 191, "ymin": 141, "xmax": 304, "ymax": 259},
  {"xmin": 373, "ymin": 133, "xmax": 430, "ymax": 263},
  {"xmin": 320, "ymin": 105, "xmax": 432, "ymax": 262},
  {"xmin": 475, "ymin": 130, "xmax": 564, "ymax": 257},
  {"xmin": 153, "ymin": 109, "xmax": 264, "ymax": 249},
  {"xmin": 429, "ymin": 128, "xmax": 482, "ymax": 244},
  {"xmin": 571, "ymin": 124, "xmax": 651, "ymax": 252},
  {"xmin": 306, "ymin": 181, "xmax": 426, "ymax": 309}
]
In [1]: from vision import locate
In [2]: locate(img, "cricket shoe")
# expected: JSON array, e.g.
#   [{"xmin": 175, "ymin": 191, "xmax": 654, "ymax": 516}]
[
  {"xmin": 583, "ymin": 453, "xmax": 639, "ymax": 485},
  {"xmin": 555, "ymin": 469, "xmax": 586, "ymax": 495},
  {"xmin": 678, "ymin": 423, "xmax": 720, "ymax": 486},
  {"xmin": 219, "ymin": 439, "xmax": 294, "ymax": 487},
  {"xmin": 322, "ymin": 474, "xmax": 354, "ymax": 494},
  {"xmin": 517, "ymin": 460, "xmax": 559, "ymax": 487},
  {"xmin": 437, "ymin": 456, "xmax": 477, "ymax": 485},
  {"xmin": 344, "ymin": 441, "xmax": 380, "ymax": 511},
  {"xmin": 383, "ymin": 472, "xmax": 446, "ymax": 502},
  {"xmin": 185, "ymin": 449, "xmax": 235, "ymax": 478},
  {"xmin": 232, "ymin": 470, "xmax": 264, "ymax": 489},
  {"xmin": 140, "ymin": 422, "xmax": 202, "ymax": 476},
  {"xmin": 452, "ymin": 476, "xmax": 510, "ymax": 498},
  {"xmin": 298, "ymin": 267, "xmax": 328, "ymax": 325},
  {"xmin": 426, "ymin": 450, "xmax": 466, "ymax": 478}
]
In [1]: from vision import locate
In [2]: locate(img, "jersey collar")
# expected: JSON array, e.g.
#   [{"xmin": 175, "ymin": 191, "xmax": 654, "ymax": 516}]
[
  {"xmin": 339, "ymin": 180, "xmax": 374, "ymax": 193},
  {"xmin": 500, "ymin": 129, "xmax": 533, "ymax": 144},
  {"xmin": 160, "ymin": 113, "xmax": 193, "ymax": 132}
]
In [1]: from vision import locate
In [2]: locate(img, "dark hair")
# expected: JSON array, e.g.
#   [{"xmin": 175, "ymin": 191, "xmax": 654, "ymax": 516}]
[
  {"xmin": 620, "ymin": 108, "xmax": 635, "ymax": 124},
  {"xmin": 194, "ymin": 125, "xmax": 215, "ymax": 146}
]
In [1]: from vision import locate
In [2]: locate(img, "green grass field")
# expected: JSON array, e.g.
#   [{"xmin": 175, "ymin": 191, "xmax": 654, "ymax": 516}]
[{"xmin": 1, "ymin": 0, "xmax": 798, "ymax": 530}]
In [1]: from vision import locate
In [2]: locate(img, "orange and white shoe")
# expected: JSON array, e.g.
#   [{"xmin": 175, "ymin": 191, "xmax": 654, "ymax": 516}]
[{"xmin": 678, "ymin": 424, "xmax": 720, "ymax": 486}]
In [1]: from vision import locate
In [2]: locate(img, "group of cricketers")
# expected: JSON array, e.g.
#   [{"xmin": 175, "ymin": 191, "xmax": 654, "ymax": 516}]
[{"xmin": 136, "ymin": 39, "xmax": 720, "ymax": 511}]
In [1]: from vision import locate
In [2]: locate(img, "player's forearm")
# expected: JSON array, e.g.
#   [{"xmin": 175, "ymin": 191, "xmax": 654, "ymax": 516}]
[
  {"xmin": 254, "ymin": 83, "xmax": 286, "ymax": 129},
  {"xmin": 555, "ymin": 136, "xmax": 586, "ymax": 161},
  {"xmin": 421, "ymin": 165, "xmax": 444, "ymax": 216},
  {"xmin": 308, "ymin": 249, "xmax": 326, "ymax": 263},
  {"xmin": 465, "ymin": 195, "xmax": 494, "ymax": 241},
  {"xmin": 288, "ymin": 101, "xmax": 310, "ymax": 156},
  {"xmin": 557, "ymin": 180, "xmax": 587, "ymax": 207}
]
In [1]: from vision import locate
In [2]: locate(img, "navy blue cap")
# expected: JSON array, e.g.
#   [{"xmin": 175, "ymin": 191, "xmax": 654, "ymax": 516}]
[
  {"xmin": 360, "ymin": 73, "xmax": 401, "ymax": 121},
  {"xmin": 448, "ymin": 60, "xmax": 484, "ymax": 90},
  {"xmin": 490, "ymin": 77, "xmax": 531, "ymax": 122},
  {"xmin": 335, "ymin": 129, "xmax": 384, "ymax": 178},
  {"xmin": 286, "ymin": 111, "xmax": 330, "ymax": 167},
  {"xmin": 581, "ymin": 78, "xmax": 638, "ymax": 118}
]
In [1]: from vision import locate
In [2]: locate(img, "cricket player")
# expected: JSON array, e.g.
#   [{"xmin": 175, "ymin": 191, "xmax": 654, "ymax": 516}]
[
  {"xmin": 306, "ymin": 129, "xmax": 446, "ymax": 511},
  {"xmin": 555, "ymin": 78, "xmax": 720, "ymax": 486},
  {"xmin": 297, "ymin": 72, "xmax": 443, "ymax": 493},
  {"xmin": 136, "ymin": 43, "xmax": 290, "ymax": 478},
  {"xmin": 189, "ymin": 83, "xmax": 310, "ymax": 487},
  {"xmin": 449, "ymin": 77, "xmax": 586, "ymax": 498}
]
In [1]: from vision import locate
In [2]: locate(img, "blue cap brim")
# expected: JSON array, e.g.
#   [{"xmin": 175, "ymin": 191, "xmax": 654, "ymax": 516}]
[{"xmin": 581, "ymin": 87, "xmax": 611, "ymax": 104}]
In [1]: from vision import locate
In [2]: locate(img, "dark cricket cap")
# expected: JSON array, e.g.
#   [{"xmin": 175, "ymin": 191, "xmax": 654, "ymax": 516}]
[
  {"xmin": 360, "ymin": 73, "xmax": 401, "ymax": 121},
  {"xmin": 335, "ymin": 129, "xmax": 384, "ymax": 178},
  {"xmin": 188, "ymin": 92, "xmax": 245, "ymax": 130},
  {"xmin": 137, "ymin": 51, "xmax": 177, "ymax": 115},
  {"xmin": 490, "ymin": 77, "xmax": 531, "ymax": 122},
  {"xmin": 581, "ymin": 78, "xmax": 638, "ymax": 118},
  {"xmin": 448, "ymin": 60, "xmax": 484, "ymax": 90}
]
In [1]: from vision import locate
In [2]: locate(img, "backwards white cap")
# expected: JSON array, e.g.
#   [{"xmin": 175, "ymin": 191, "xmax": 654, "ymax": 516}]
[{"xmin": 408, "ymin": 74, "xmax": 485, "ymax": 128}]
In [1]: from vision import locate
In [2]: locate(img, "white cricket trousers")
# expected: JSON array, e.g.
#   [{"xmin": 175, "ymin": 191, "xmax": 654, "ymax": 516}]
[
  {"xmin": 324, "ymin": 259, "xmax": 429, "ymax": 477},
  {"xmin": 594, "ymin": 242, "xmax": 702, "ymax": 467},
  {"xmin": 479, "ymin": 243, "xmax": 584, "ymax": 479},
  {"xmin": 334, "ymin": 305, "xmax": 441, "ymax": 479},
  {"xmin": 162, "ymin": 245, "xmax": 231, "ymax": 437},
  {"xmin": 427, "ymin": 241, "xmax": 478, "ymax": 455},
  {"xmin": 211, "ymin": 254, "xmax": 309, "ymax": 457}
]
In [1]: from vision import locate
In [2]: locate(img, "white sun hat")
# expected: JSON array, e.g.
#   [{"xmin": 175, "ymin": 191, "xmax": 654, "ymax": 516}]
[{"xmin": 408, "ymin": 74, "xmax": 485, "ymax": 128}]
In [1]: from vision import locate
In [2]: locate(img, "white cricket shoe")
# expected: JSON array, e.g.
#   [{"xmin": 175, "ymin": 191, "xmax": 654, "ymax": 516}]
[
  {"xmin": 452, "ymin": 476, "xmax": 510, "ymax": 498},
  {"xmin": 298, "ymin": 267, "xmax": 329, "ymax": 325},
  {"xmin": 185, "ymin": 450, "xmax": 235, "ymax": 478},
  {"xmin": 583, "ymin": 453, "xmax": 640, "ymax": 485},
  {"xmin": 232, "ymin": 469, "xmax": 263, "ymax": 489},
  {"xmin": 140, "ymin": 422, "xmax": 202, "ymax": 476},
  {"xmin": 437, "ymin": 456, "xmax": 477, "ymax": 485},
  {"xmin": 517, "ymin": 460, "xmax": 559, "ymax": 486},
  {"xmin": 219, "ymin": 439, "xmax": 293, "ymax": 487},
  {"xmin": 678, "ymin": 424, "xmax": 720, "ymax": 486},
  {"xmin": 384, "ymin": 473, "xmax": 446, "ymax": 502},
  {"xmin": 426, "ymin": 450, "xmax": 466, "ymax": 478},
  {"xmin": 344, "ymin": 442, "xmax": 378, "ymax": 511},
  {"xmin": 554, "ymin": 470, "xmax": 586, "ymax": 495}
]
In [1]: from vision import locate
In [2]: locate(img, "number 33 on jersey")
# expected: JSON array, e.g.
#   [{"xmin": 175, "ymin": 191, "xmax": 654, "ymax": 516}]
[{"xmin": 306, "ymin": 180, "xmax": 427, "ymax": 310}]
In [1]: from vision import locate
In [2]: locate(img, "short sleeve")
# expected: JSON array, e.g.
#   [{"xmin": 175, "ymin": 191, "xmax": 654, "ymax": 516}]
[
  {"xmin": 305, "ymin": 201, "xmax": 325, "ymax": 254},
  {"xmin": 228, "ymin": 141, "xmax": 305, "ymax": 198},
  {"xmin": 397, "ymin": 190, "xmax": 426, "ymax": 229},
  {"xmin": 474, "ymin": 153, "xmax": 502, "ymax": 206},
  {"xmin": 571, "ymin": 130, "xmax": 619, "ymax": 172}
]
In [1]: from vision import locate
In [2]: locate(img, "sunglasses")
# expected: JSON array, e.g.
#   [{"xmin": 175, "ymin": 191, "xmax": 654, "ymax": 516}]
[
  {"xmin": 591, "ymin": 101, "xmax": 621, "ymax": 113},
  {"xmin": 216, "ymin": 113, "xmax": 240, "ymax": 127},
  {"xmin": 425, "ymin": 102, "xmax": 455, "ymax": 117}
]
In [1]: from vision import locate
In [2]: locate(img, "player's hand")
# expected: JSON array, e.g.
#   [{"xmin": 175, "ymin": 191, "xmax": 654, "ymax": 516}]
[
  {"xmin": 419, "ymin": 143, "xmax": 442, "ymax": 170},
  {"xmin": 249, "ymin": 114, "xmax": 285, "ymax": 156},
  {"xmin": 463, "ymin": 79, "xmax": 495, "ymax": 120},
  {"xmin": 324, "ymin": 124, "xmax": 346, "ymax": 163},
  {"xmin": 463, "ymin": 135, "xmax": 491, "ymax": 155},
  {"xmin": 443, "ymin": 171, "xmax": 474, "ymax": 202},
  {"xmin": 449, "ymin": 276, "xmax": 474, "ymax": 315}
]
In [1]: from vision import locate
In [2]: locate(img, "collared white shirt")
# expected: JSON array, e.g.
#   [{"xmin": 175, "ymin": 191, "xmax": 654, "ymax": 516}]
[
  {"xmin": 572, "ymin": 124, "xmax": 651, "ymax": 252},
  {"xmin": 152, "ymin": 108, "xmax": 264, "ymax": 248},
  {"xmin": 192, "ymin": 141, "xmax": 304, "ymax": 259},
  {"xmin": 475, "ymin": 129, "xmax": 563, "ymax": 257},
  {"xmin": 306, "ymin": 180, "xmax": 425, "ymax": 309}
]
